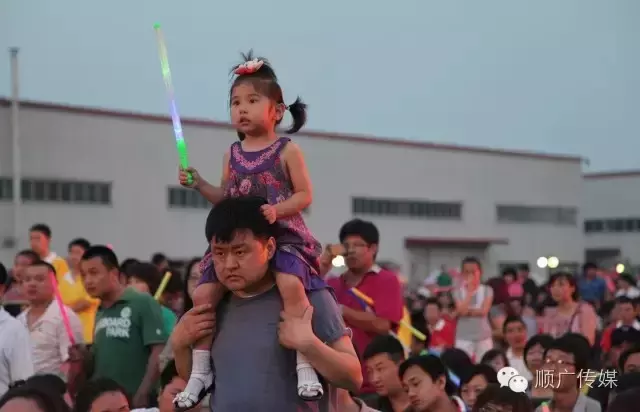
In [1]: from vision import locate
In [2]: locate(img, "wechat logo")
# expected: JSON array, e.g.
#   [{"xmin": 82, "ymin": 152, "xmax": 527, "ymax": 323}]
[{"xmin": 497, "ymin": 367, "xmax": 528, "ymax": 393}]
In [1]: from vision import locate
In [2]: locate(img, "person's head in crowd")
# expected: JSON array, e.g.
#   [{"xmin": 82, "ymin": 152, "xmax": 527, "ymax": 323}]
[
  {"xmin": 503, "ymin": 316, "xmax": 528, "ymax": 352},
  {"xmin": 80, "ymin": 246, "xmax": 122, "ymax": 300},
  {"xmin": 502, "ymin": 267, "xmax": 517, "ymax": 285},
  {"xmin": 615, "ymin": 296, "xmax": 638, "ymax": 326},
  {"xmin": 507, "ymin": 297, "xmax": 525, "ymax": 317},
  {"xmin": 151, "ymin": 253, "xmax": 170, "ymax": 272},
  {"xmin": 67, "ymin": 238, "xmax": 90, "ymax": 272},
  {"xmin": 118, "ymin": 258, "xmax": 139, "ymax": 286},
  {"xmin": 608, "ymin": 372, "xmax": 640, "ymax": 407},
  {"xmin": 440, "ymin": 348, "xmax": 473, "ymax": 383},
  {"xmin": 618, "ymin": 273, "xmax": 637, "ymax": 292},
  {"xmin": 517, "ymin": 263, "xmax": 530, "ymax": 279},
  {"xmin": 0, "ymin": 383, "xmax": 70, "ymax": 412},
  {"xmin": 399, "ymin": 355, "xmax": 455, "ymax": 412},
  {"xmin": 544, "ymin": 335, "xmax": 590, "ymax": 393},
  {"xmin": 0, "ymin": 263, "xmax": 7, "ymax": 296},
  {"xmin": 161, "ymin": 270, "xmax": 184, "ymax": 313},
  {"xmin": 610, "ymin": 328, "xmax": 640, "ymax": 369},
  {"xmin": 338, "ymin": 219, "xmax": 379, "ymax": 274},
  {"xmin": 22, "ymin": 260, "xmax": 57, "ymax": 305},
  {"xmin": 610, "ymin": 387, "xmax": 640, "ymax": 412},
  {"xmin": 157, "ymin": 361, "xmax": 197, "ymax": 412},
  {"xmin": 409, "ymin": 313, "xmax": 430, "ymax": 356},
  {"xmin": 206, "ymin": 197, "xmax": 277, "ymax": 293},
  {"xmin": 461, "ymin": 257, "xmax": 482, "ymax": 288},
  {"xmin": 524, "ymin": 334, "xmax": 554, "ymax": 374},
  {"xmin": 29, "ymin": 224, "xmax": 53, "ymax": 259},
  {"xmin": 423, "ymin": 297, "xmax": 443, "ymax": 326},
  {"xmin": 620, "ymin": 345, "xmax": 640, "ymax": 374},
  {"xmin": 548, "ymin": 271, "xmax": 578, "ymax": 305},
  {"xmin": 182, "ymin": 257, "xmax": 202, "ymax": 314},
  {"xmin": 472, "ymin": 384, "xmax": 533, "ymax": 412},
  {"xmin": 480, "ymin": 349, "xmax": 510, "ymax": 373},
  {"xmin": 23, "ymin": 374, "xmax": 70, "ymax": 406},
  {"xmin": 72, "ymin": 378, "xmax": 130, "ymax": 412},
  {"xmin": 363, "ymin": 335, "xmax": 407, "ymax": 399},
  {"xmin": 583, "ymin": 262, "xmax": 598, "ymax": 279},
  {"xmin": 459, "ymin": 364, "xmax": 498, "ymax": 410},
  {"xmin": 127, "ymin": 262, "xmax": 162, "ymax": 296},
  {"xmin": 12, "ymin": 250, "xmax": 39, "ymax": 283}
]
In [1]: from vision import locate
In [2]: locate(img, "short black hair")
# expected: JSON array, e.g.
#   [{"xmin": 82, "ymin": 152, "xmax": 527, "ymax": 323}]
[
  {"xmin": 460, "ymin": 364, "xmax": 499, "ymax": 386},
  {"xmin": 363, "ymin": 335, "xmax": 406, "ymax": 363},
  {"xmin": 502, "ymin": 267, "xmax": 517, "ymax": 278},
  {"xmin": 619, "ymin": 345, "xmax": 640, "ymax": 371},
  {"xmin": 614, "ymin": 372, "xmax": 640, "ymax": 395},
  {"xmin": 16, "ymin": 249, "xmax": 39, "ymax": 262},
  {"xmin": 82, "ymin": 245, "xmax": 119, "ymax": 271},
  {"xmin": 68, "ymin": 238, "xmax": 90, "ymax": 251},
  {"xmin": 24, "ymin": 374, "xmax": 67, "ymax": 396},
  {"xmin": 119, "ymin": 258, "xmax": 140, "ymax": 276},
  {"xmin": 524, "ymin": 334, "xmax": 554, "ymax": 367},
  {"xmin": 205, "ymin": 196, "xmax": 277, "ymax": 243},
  {"xmin": 31, "ymin": 259, "xmax": 57, "ymax": 276},
  {"xmin": 502, "ymin": 315, "xmax": 526, "ymax": 334},
  {"xmin": 129, "ymin": 262, "xmax": 162, "ymax": 295},
  {"xmin": 424, "ymin": 297, "xmax": 442, "ymax": 310},
  {"xmin": 461, "ymin": 256, "xmax": 482, "ymax": 271},
  {"xmin": 517, "ymin": 263, "xmax": 530, "ymax": 272},
  {"xmin": 73, "ymin": 378, "xmax": 130, "ymax": 412},
  {"xmin": 616, "ymin": 296, "xmax": 635, "ymax": 306},
  {"xmin": 441, "ymin": 348, "xmax": 474, "ymax": 380},
  {"xmin": 473, "ymin": 384, "xmax": 533, "ymax": 412},
  {"xmin": 338, "ymin": 219, "xmax": 379, "ymax": 245},
  {"xmin": 0, "ymin": 383, "xmax": 69, "ymax": 412},
  {"xmin": 544, "ymin": 335, "xmax": 590, "ymax": 375},
  {"xmin": 0, "ymin": 262, "xmax": 7, "ymax": 285},
  {"xmin": 583, "ymin": 262, "xmax": 597, "ymax": 271},
  {"xmin": 160, "ymin": 360, "xmax": 180, "ymax": 390},
  {"xmin": 29, "ymin": 223, "xmax": 52, "ymax": 238},
  {"xmin": 612, "ymin": 327, "xmax": 640, "ymax": 348},
  {"xmin": 151, "ymin": 253, "xmax": 168, "ymax": 266},
  {"xmin": 399, "ymin": 355, "xmax": 454, "ymax": 395}
]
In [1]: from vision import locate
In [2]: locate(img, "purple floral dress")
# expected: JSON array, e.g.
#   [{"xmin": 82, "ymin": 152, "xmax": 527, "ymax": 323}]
[{"xmin": 199, "ymin": 137, "xmax": 325, "ymax": 292}]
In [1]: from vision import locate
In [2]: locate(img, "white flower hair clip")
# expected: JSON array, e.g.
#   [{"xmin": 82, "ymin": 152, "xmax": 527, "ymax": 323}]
[{"xmin": 234, "ymin": 59, "xmax": 264, "ymax": 75}]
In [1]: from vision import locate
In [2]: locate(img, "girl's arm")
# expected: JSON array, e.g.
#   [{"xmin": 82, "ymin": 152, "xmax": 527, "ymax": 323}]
[
  {"xmin": 197, "ymin": 150, "xmax": 230, "ymax": 204},
  {"xmin": 275, "ymin": 142, "xmax": 312, "ymax": 218}
]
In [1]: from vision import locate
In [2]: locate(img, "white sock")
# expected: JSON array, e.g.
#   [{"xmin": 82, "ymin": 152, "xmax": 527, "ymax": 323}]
[
  {"xmin": 296, "ymin": 351, "xmax": 323, "ymax": 399},
  {"xmin": 174, "ymin": 350, "xmax": 213, "ymax": 409}
]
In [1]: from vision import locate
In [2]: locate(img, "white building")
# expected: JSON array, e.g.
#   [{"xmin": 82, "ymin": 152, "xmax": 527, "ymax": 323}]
[
  {"xmin": 583, "ymin": 171, "xmax": 640, "ymax": 271},
  {"xmin": 0, "ymin": 99, "xmax": 585, "ymax": 283}
]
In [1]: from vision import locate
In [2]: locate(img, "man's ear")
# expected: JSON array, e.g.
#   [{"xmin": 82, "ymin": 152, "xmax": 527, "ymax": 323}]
[{"xmin": 266, "ymin": 237, "xmax": 277, "ymax": 260}]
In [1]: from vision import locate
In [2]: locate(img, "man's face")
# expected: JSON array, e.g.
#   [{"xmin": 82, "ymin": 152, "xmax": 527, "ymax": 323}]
[
  {"xmin": 504, "ymin": 321, "xmax": 527, "ymax": 350},
  {"xmin": 22, "ymin": 264, "xmax": 54, "ymax": 303},
  {"xmin": 402, "ymin": 365, "xmax": 444, "ymax": 412},
  {"xmin": 13, "ymin": 253, "xmax": 35, "ymax": 281},
  {"xmin": 343, "ymin": 235, "xmax": 376, "ymax": 272},
  {"xmin": 158, "ymin": 376, "xmax": 190, "ymax": 412},
  {"xmin": 618, "ymin": 303, "xmax": 636, "ymax": 323},
  {"xmin": 365, "ymin": 353, "xmax": 403, "ymax": 396},
  {"xmin": 585, "ymin": 267, "xmax": 597, "ymax": 278},
  {"xmin": 80, "ymin": 256, "xmax": 118, "ymax": 299},
  {"xmin": 622, "ymin": 352, "xmax": 640, "ymax": 374},
  {"xmin": 462, "ymin": 262, "xmax": 481, "ymax": 285},
  {"xmin": 29, "ymin": 230, "xmax": 49, "ymax": 256},
  {"xmin": 211, "ymin": 230, "xmax": 275, "ymax": 292},
  {"xmin": 68, "ymin": 245, "xmax": 86, "ymax": 269},
  {"xmin": 544, "ymin": 349, "xmax": 576, "ymax": 391}
]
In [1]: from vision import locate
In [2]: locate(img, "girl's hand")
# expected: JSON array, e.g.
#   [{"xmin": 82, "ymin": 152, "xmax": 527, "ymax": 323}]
[
  {"xmin": 261, "ymin": 204, "xmax": 277, "ymax": 224},
  {"xmin": 178, "ymin": 166, "xmax": 201, "ymax": 189}
]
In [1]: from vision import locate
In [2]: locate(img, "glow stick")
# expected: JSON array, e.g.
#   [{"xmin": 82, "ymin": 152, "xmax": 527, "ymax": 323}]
[
  {"xmin": 153, "ymin": 23, "xmax": 192, "ymax": 185},
  {"xmin": 154, "ymin": 271, "xmax": 172, "ymax": 300},
  {"xmin": 50, "ymin": 272, "xmax": 76, "ymax": 345},
  {"xmin": 351, "ymin": 287, "xmax": 427, "ymax": 341}
]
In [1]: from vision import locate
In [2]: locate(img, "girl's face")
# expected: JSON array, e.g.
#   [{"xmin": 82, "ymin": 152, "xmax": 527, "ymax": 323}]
[
  {"xmin": 550, "ymin": 277, "xmax": 574, "ymax": 303},
  {"xmin": 187, "ymin": 262, "xmax": 202, "ymax": 299},
  {"xmin": 462, "ymin": 263, "xmax": 481, "ymax": 285},
  {"xmin": 486, "ymin": 355, "xmax": 506, "ymax": 372},
  {"xmin": 230, "ymin": 83, "xmax": 284, "ymax": 136},
  {"xmin": 461, "ymin": 374, "xmax": 488, "ymax": 409},
  {"xmin": 525, "ymin": 344, "xmax": 545, "ymax": 371}
]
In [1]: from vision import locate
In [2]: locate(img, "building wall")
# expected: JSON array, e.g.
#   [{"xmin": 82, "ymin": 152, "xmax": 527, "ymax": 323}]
[
  {"xmin": 0, "ymin": 101, "xmax": 584, "ymax": 280},
  {"xmin": 583, "ymin": 172, "xmax": 640, "ymax": 267}
]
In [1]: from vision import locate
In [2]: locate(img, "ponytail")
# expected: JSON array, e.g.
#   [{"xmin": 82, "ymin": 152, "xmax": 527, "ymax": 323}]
[{"xmin": 285, "ymin": 97, "xmax": 307, "ymax": 134}]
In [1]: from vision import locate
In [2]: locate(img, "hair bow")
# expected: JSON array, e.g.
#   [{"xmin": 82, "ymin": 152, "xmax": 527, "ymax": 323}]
[{"xmin": 234, "ymin": 59, "xmax": 264, "ymax": 75}]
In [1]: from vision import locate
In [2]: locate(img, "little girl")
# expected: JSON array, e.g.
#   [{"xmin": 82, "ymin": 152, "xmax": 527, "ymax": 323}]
[{"xmin": 173, "ymin": 53, "xmax": 327, "ymax": 409}]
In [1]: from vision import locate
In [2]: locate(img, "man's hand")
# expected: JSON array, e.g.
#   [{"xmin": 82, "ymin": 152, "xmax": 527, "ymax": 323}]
[
  {"xmin": 170, "ymin": 304, "xmax": 216, "ymax": 351},
  {"xmin": 132, "ymin": 389, "xmax": 149, "ymax": 408},
  {"xmin": 278, "ymin": 306, "xmax": 316, "ymax": 352}
]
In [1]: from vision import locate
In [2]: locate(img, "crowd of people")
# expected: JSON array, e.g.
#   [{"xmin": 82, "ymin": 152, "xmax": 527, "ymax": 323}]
[{"xmin": 2, "ymin": 54, "xmax": 640, "ymax": 412}]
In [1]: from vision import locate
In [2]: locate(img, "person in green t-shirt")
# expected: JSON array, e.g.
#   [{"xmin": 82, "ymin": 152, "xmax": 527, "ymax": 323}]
[
  {"xmin": 126, "ymin": 262, "xmax": 177, "ymax": 335},
  {"xmin": 70, "ymin": 246, "xmax": 167, "ymax": 409}
]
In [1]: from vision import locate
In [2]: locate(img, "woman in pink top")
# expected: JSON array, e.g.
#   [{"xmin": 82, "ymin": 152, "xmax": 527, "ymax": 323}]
[{"xmin": 539, "ymin": 272, "xmax": 598, "ymax": 346}]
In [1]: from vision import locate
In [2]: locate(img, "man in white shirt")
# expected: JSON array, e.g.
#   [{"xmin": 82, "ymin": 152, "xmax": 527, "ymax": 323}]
[
  {"xmin": 0, "ymin": 262, "xmax": 34, "ymax": 396},
  {"xmin": 17, "ymin": 260, "xmax": 83, "ymax": 377}
]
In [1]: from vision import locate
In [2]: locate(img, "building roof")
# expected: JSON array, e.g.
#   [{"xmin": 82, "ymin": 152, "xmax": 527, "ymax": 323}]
[
  {"xmin": 0, "ymin": 97, "xmax": 583, "ymax": 162},
  {"xmin": 584, "ymin": 170, "xmax": 640, "ymax": 179}
]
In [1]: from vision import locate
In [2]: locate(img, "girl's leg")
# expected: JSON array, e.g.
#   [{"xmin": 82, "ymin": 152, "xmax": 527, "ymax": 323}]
[
  {"xmin": 174, "ymin": 282, "xmax": 226, "ymax": 410},
  {"xmin": 275, "ymin": 272, "xmax": 324, "ymax": 400}
]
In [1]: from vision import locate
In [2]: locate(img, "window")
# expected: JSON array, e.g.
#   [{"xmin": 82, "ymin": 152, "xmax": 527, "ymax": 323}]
[
  {"xmin": 496, "ymin": 205, "xmax": 577, "ymax": 225},
  {"xmin": 352, "ymin": 197, "xmax": 462, "ymax": 219},
  {"xmin": 585, "ymin": 218, "xmax": 640, "ymax": 234},
  {"xmin": 0, "ymin": 178, "xmax": 12, "ymax": 201},
  {"xmin": 19, "ymin": 179, "xmax": 112, "ymax": 205},
  {"xmin": 168, "ymin": 187, "xmax": 210, "ymax": 209}
]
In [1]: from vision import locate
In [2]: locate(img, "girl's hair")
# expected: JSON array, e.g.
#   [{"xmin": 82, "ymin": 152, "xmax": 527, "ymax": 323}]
[
  {"xmin": 0, "ymin": 384, "xmax": 70, "ymax": 412},
  {"xmin": 181, "ymin": 257, "xmax": 201, "ymax": 314},
  {"xmin": 472, "ymin": 384, "xmax": 533, "ymax": 412},
  {"xmin": 480, "ymin": 349, "xmax": 510, "ymax": 368},
  {"xmin": 523, "ymin": 334, "xmax": 554, "ymax": 367},
  {"xmin": 459, "ymin": 364, "xmax": 499, "ymax": 387},
  {"xmin": 230, "ymin": 51, "xmax": 307, "ymax": 140},
  {"xmin": 73, "ymin": 378, "xmax": 130, "ymax": 412}
]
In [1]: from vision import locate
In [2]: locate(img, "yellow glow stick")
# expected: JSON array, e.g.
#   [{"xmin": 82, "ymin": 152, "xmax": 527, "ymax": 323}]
[
  {"xmin": 154, "ymin": 271, "xmax": 172, "ymax": 300},
  {"xmin": 351, "ymin": 287, "xmax": 427, "ymax": 342}
]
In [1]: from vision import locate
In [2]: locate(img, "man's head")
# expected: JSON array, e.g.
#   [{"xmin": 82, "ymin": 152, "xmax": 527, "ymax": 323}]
[
  {"xmin": 152, "ymin": 253, "xmax": 170, "ymax": 272},
  {"xmin": 12, "ymin": 250, "xmax": 39, "ymax": 282},
  {"xmin": 543, "ymin": 335, "xmax": 589, "ymax": 392},
  {"xmin": 399, "ymin": 355, "xmax": 450, "ymax": 412},
  {"xmin": 461, "ymin": 257, "xmax": 482, "ymax": 286},
  {"xmin": 583, "ymin": 262, "xmax": 597, "ymax": 278},
  {"xmin": 616, "ymin": 296, "xmax": 638, "ymax": 324},
  {"xmin": 67, "ymin": 238, "xmax": 90, "ymax": 270},
  {"xmin": 502, "ymin": 316, "xmax": 527, "ymax": 350},
  {"xmin": 28, "ymin": 224, "xmax": 52, "ymax": 257},
  {"xmin": 80, "ymin": 246, "xmax": 121, "ymax": 299},
  {"xmin": 127, "ymin": 262, "xmax": 162, "ymax": 296},
  {"xmin": 610, "ymin": 328, "xmax": 640, "ymax": 368},
  {"xmin": 363, "ymin": 335, "xmax": 406, "ymax": 397},
  {"xmin": 423, "ymin": 298, "xmax": 442, "ymax": 325},
  {"xmin": 338, "ymin": 219, "xmax": 379, "ymax": 273},
  {"xmin": 157, "ymin": 361, "xmax": 193, "ymax": 412},
  {"xmin": 206, "ymin": 196, "xmax": 277, "ymax": 293},
  {"xmin": 22, "ymin": 260, "xmax": 57, "ymax": 304},
  {"xmin": 620, "ymin": 345, "xmax": 640, "ymax": 374}
]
